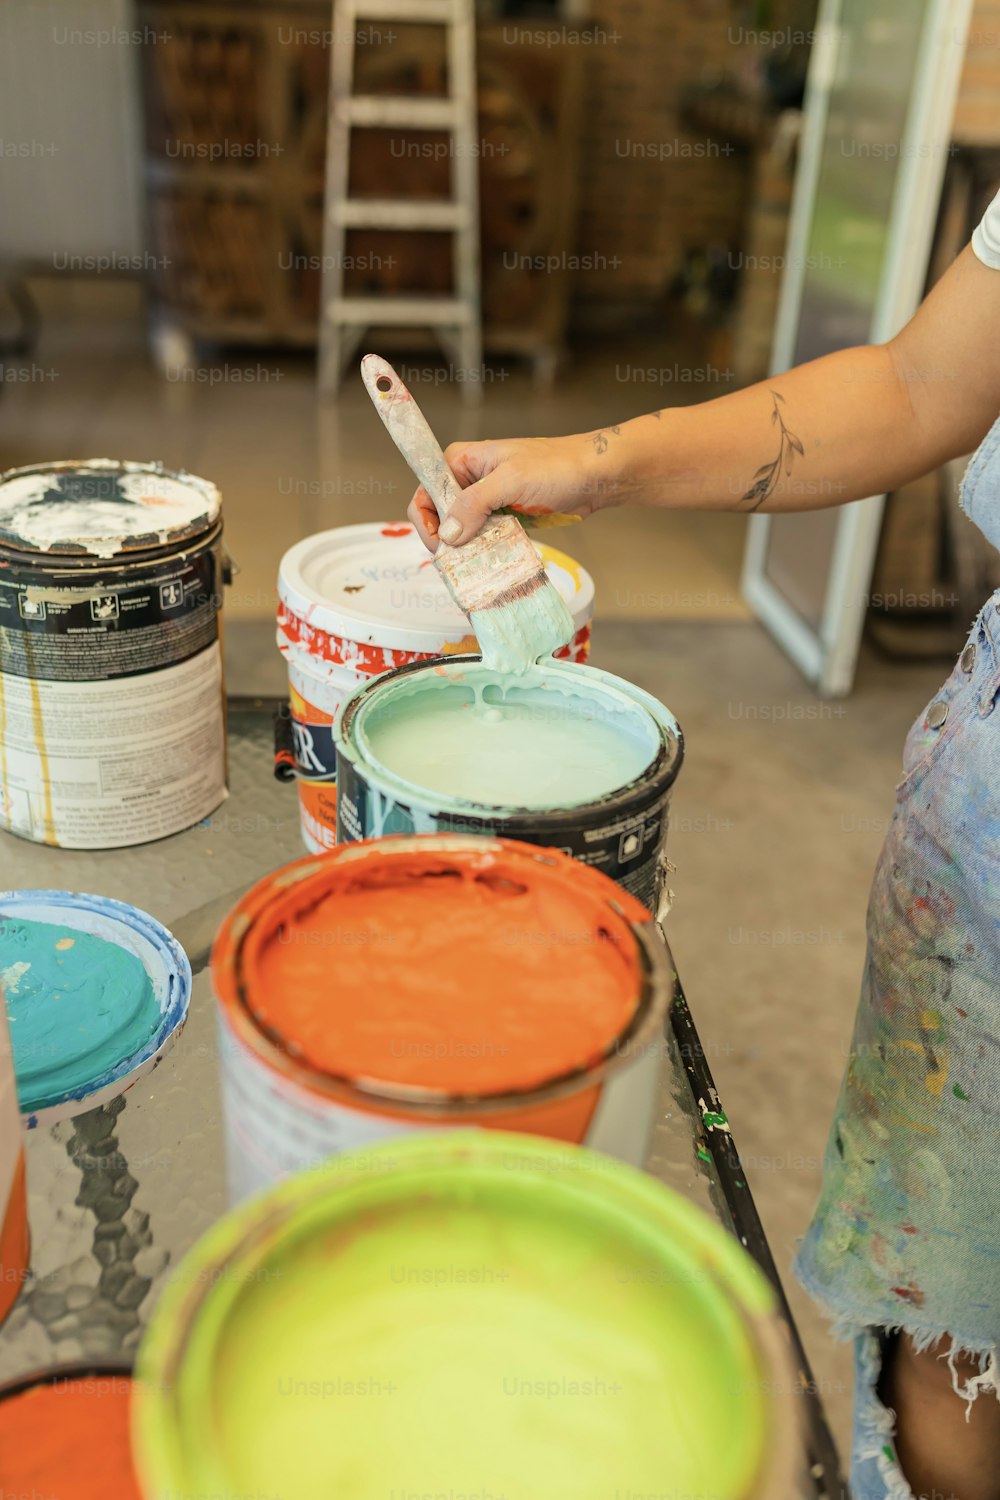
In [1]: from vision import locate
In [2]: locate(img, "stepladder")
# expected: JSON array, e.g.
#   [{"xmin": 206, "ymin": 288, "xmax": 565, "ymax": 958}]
[{"xmin": 318, "ymin": 0, "xmax": 483, "ymax": 401}]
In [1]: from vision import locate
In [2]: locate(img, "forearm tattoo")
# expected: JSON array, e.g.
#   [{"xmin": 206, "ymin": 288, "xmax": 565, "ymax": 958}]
[
  {"xmin": 591, "ymin": 425, "xmax": 621, "ymax": 455},
  {"xmin": 740, "ymin": 391, "xmax": 804, "ymax": 510}
]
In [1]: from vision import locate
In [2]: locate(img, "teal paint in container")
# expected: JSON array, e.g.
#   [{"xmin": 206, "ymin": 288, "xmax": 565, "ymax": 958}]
[
  {"xmin": 0, "ymin": 890, "xmax": 191, "ymax": 1126},
  {"xmin": 333, "ymin": 656, "xmax": 683, "ymax": 913}
]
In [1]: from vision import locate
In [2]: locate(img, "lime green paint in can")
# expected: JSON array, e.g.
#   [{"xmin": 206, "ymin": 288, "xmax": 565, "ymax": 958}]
[{"xmin": 133, "ymin": 1132, "xmax": 799, "ymax": 1499}]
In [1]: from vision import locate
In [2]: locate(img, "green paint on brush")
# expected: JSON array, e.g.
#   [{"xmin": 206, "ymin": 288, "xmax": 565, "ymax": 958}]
[
  {"xmin": 696, "ymin": 1147, "xmax": 712, "ymax": 1164},
  {"xmin": 466, "ymin": 573, "xmax": 574, "ymax": 675},
  {"xmin": 702, "ymin": 1111, "xmax": 729, "ymax": 1130}
]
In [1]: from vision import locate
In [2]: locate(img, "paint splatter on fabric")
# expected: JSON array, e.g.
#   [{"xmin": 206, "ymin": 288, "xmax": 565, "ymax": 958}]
[{"xmin": 796, "ymin": 592, "xmax": 1000, "ymax": 1363}]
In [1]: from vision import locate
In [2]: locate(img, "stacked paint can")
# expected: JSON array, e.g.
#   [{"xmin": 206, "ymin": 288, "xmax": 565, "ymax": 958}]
[
  {"xmin": 133, "ymin": 1132, "xmax": 802, "ymax": 1499},
  {"xmin": 0, "ymin": 459, "xmax": 227, "ymax": 848},
  {"xmin": 212, "ymin": 836, "xmax": 670, "ymax": 1203},
  {"xmin": 276, "ymin": 522, "xmax": 594, "ymax": 851}
]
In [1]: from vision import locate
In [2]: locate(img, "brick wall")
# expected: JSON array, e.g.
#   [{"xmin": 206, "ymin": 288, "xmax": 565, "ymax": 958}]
[
  {"xmin": 572, "ymin": 0, "xmax": 812, "ymax": 311},
  {"xmin": 573, "ymin": 0, "xmax": 745, "ymax": 309}
]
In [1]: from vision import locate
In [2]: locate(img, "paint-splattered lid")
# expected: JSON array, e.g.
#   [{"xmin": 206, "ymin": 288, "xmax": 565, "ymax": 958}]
[
  {"xmin": 277, "ymin": 522, "xmax": 594, "ymax": 652},
  {"xmin": 0, "ymin": 460, "xmax": 221, "ymax": 558}
]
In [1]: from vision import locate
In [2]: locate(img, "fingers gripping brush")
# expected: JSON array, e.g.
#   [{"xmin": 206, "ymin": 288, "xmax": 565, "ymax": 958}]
[{"xmin": 361, "ymin": 354, "xmax": 574, "ymax": 674}]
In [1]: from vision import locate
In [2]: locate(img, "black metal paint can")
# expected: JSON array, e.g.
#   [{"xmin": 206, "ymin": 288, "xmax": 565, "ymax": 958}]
[
  {"xmin": 0, "ymin": 459, "xmax": 227, "ymax": 848},
  {"xmin": 333, "ymin": 654, "xmax": 683, "ymax": 914}
]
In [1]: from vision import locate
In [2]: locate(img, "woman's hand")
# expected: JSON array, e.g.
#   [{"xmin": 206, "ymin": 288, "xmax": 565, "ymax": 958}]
[{"xmin": 407, "ymin": 433, "xmax": 618, "ymax": 550}]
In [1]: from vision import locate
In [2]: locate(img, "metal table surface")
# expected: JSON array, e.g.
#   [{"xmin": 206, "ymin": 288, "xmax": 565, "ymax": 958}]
[{"xmin": 0, "ymin": 699, "xmax": 846, "ymax": 1497}]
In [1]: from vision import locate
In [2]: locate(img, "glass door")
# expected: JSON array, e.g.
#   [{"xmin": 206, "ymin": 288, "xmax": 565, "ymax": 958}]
[{"xmin": 741, "ymin": 0, "xmax": 973, "ymax": 695}]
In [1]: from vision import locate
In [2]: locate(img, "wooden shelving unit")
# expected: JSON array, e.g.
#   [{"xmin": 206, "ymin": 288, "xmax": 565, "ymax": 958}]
[{"xmin": 137, "ymin": 0, "xmax": 583, "ymax": 376}]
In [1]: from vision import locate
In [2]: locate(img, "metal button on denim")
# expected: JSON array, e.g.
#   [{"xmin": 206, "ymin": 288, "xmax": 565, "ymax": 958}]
[
  {"xmin": 926, "ymin": 700, "xmax": 949, "ymax": 730},
  {"xmin": 961, "ymin": 642, "xmax": 976, "ymax": 674}
]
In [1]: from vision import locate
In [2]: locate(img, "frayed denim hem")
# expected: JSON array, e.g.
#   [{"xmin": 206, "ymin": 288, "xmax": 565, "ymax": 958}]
[{"xmin": 796, "ymin": 1254, "xmax": 1000, "ymax": 1497}]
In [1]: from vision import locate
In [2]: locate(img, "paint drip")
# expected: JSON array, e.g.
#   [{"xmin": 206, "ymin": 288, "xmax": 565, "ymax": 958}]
[
  {"xmin": 0, "ymin": 458, "xmax": 227, "ymax": 849},
  {"xmin": 334, "ymin": 656, "xmax": 684, "ymax": 912},
  {"xmin": 358, "ymin": 663, "xmax": 656, "ymax": 807},
  {"xmin": 276, "ymin": 523, "xmax": 593, "ymax": 852}
]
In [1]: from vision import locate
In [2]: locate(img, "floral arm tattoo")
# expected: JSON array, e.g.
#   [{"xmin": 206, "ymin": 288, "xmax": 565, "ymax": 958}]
[
  {"xmin": 740, "ymin": 391, "xmax": 804, "ymax": 510},
  {"xmin": 592, "ymin": 425, "xmax": 621, "ymax": 455}
]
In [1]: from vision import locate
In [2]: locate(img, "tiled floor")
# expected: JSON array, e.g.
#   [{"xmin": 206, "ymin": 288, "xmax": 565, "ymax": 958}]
[{"xmin": 0, "ymin": 279, "xmax": 958, "ymax": 1463}]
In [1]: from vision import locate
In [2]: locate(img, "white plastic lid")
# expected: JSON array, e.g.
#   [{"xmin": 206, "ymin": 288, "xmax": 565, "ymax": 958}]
[
  {"xmin": 0, "ymin": 459, "xmax": 221, "ymax": 558},
  {"xmin": 277, "ymin": 522, "xmax": 594, "ymax": 652}
]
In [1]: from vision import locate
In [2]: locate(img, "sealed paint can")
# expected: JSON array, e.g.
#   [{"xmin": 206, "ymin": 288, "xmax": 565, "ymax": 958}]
[
  {"xmin": 0, "ymin": 458, "xmax": 227, "ymax": 848},
  {"xmin": 0, "ymin": 1363, "xmax": 142, "ymax": 1499},
  {"xmin": 276, "ymin": 522, "xmax": 593, "ymax": 852},
  {"xmin": 334, "ymin": 655, "xmax": 683, "ymax": 913},
  {"xmin": 134, "ymin": 1131, "xmax": 801, "ymax": 1500},
  {"xmin": 212, "ymin": 835, "xmax": 671, "ymax": 1202},
  {"xmin": 0, "ymin": 995, "xmax": 28, "ymax": 1327},
  {"xmin": 0, "ymin": 889, "xmax": 191, "ymax": 1126}
]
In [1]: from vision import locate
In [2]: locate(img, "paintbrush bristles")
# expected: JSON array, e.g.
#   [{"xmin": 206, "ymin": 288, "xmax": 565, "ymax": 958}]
[
  {"xmin": 436, "ymin": 516, "xmax": 544, "ymax": 614},
  {"xmin": 434, "ymin": 515, "xmax": 574, "ymax": 674}
]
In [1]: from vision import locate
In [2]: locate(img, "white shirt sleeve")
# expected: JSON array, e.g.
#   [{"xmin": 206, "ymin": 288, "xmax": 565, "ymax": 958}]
[{"xmin": 972, "ymin": 188, "xmax": 1000, "ymax": 269}]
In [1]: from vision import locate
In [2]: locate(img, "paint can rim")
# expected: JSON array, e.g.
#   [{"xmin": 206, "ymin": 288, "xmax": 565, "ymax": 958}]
[
  {"xmin": 0, "ymin": 459, "xmax": 221, "ymax": 558},
  {"xmin": 0, "ymin": 1361, "xmax": 134, "ymax": 1402},
  {"xmin": 334, "ymin": 654, "xmax": 684, "ymax": 818},
  {"xmin": 277, "ymin": 522, "xmax": 594, "ymax": 653},
  {"xmin": 211, "ymin": 835, "xmax": 672, "ymax": 1114},
  {"xmin": 132, "ymin": 1129, "xmax": 798, "ymax": 1500},
  {"xmin": 0, "ymin": 889, "xmax": 191, "ymax": 1124}
]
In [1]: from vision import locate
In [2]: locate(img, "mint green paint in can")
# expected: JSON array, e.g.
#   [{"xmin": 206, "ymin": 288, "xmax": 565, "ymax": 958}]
[{"xmin": 333, "ymin": 656, "xmax": 683, "ymax": 913}]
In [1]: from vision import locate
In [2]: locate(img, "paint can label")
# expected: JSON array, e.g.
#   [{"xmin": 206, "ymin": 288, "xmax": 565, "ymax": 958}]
[
  {"xmin": 335, "ymin": 761, "xmax": 673, "ymax": 913},
  {"xmin": 0, "ymin": 544, "xmax": 226, "ymax": 847},
  {"xmin": 218, "ymin": 1004, "xmax": 660, "ymax": 1204}
]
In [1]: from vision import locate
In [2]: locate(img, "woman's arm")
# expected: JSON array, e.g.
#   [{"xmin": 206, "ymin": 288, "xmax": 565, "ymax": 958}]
[{"xmin": 411, "ymin": 245, "xmax": 1000, "ymax": 548}]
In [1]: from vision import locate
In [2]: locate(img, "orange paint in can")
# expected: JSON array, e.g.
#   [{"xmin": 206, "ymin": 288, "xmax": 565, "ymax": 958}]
[
  {"xmin": 0, "ymin": 1370, "xmax": 141, "ymax": 1499},
  {"xmin": 212, "ymin": 835, "xmax": 672, "ymax": 1202}
]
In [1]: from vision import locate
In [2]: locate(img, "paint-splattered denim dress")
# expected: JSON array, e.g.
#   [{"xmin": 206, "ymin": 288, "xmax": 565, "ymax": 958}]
[{"xmin": 795, "ymin": 415, "xmax": 1000, "ymax": 1499}]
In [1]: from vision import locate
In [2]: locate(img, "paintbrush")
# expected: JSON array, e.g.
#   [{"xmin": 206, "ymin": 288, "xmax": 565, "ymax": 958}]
[{"xmin": 360, "ymin": 354, "xmax": 574, "ymax": 674}]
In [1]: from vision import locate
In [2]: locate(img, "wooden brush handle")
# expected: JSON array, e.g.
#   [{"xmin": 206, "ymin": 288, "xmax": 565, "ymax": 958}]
[{"xmin": 360, "ymin": 354, "xmax": 462, "ymax": 525}]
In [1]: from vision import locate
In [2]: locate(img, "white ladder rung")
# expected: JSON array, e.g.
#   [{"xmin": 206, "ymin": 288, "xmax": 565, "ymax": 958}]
[
  {"xmin": 349, "ymin": 0, "xmax": 455, "ymax": 20},
  {"xmin": 338, "ymin": 96, "xmax": 459, "ymax": 129},
  {"xmin": 319, "ymin": 0, "xmax": 481, "ymax": 399},
  {"xmin": 330, "ymin": 295, "xmax": 474, "ymax": 325},
  {"xmin": 336, "ymin": 198, "xmax": 468, "ymax": 229}
]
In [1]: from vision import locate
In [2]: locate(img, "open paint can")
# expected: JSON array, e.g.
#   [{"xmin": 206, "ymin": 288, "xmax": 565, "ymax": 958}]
[
  {"xmin": 133, "ymin": 1131, "xmax": 801, "ymax": 1499},
  {"xmin": 0, "ymin": 994, "xmax": 28, "ymax": 1326},
  {"xmin": 212, "ymin": 835, "xmax": 671, "ymax": 1202},
  {"xmin": 0, "ymin": 890, "xmax": 191, "ymax": 1126},
  {"xmin": 0, "ymin": 458, "xmax": 227, "ymax": 848},
  {"xmin": 0, "ymin": 1363, "xmax": 141, "ymax": 1499},
  {"xmin": 276, "ymin": 522, "xmax": 593, "ymax": 851},
  {"xmin": 334, "ymin": 655, "xmax": 683, "ymax": 913}
]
